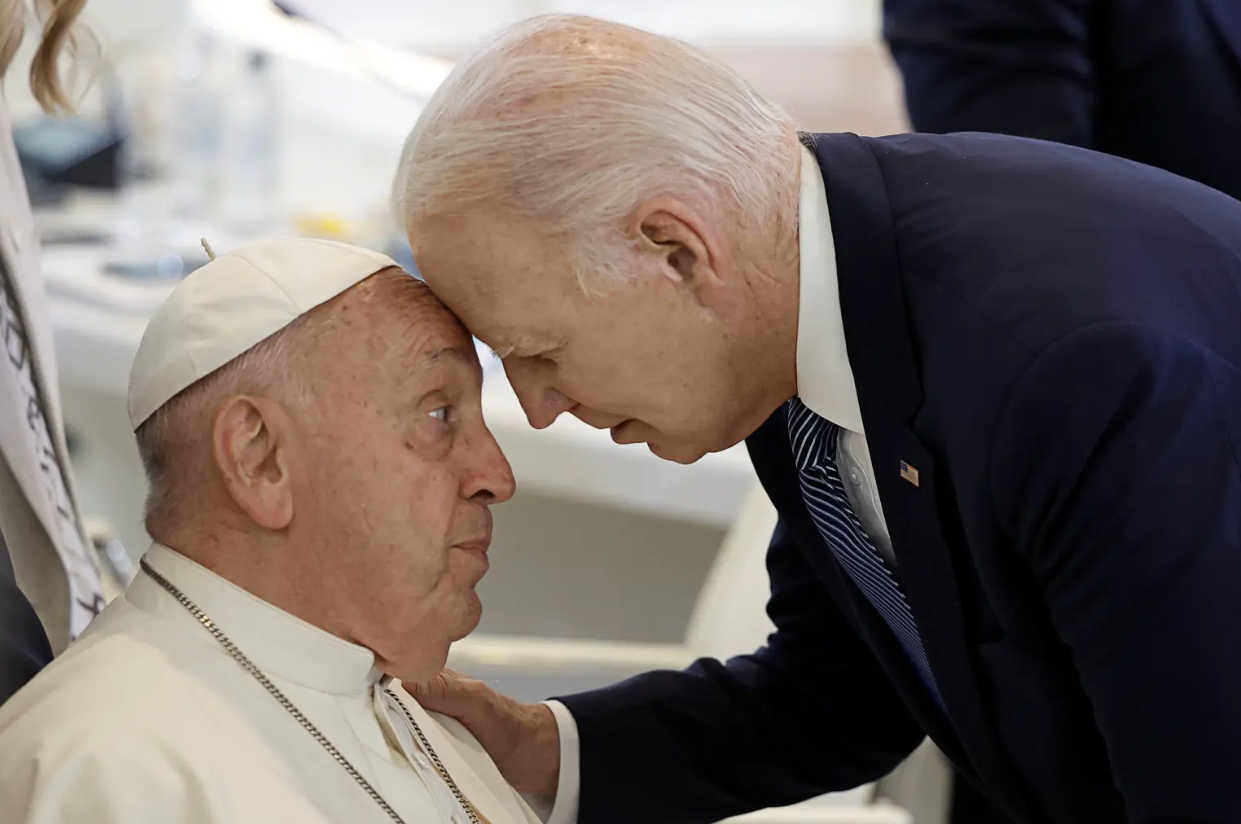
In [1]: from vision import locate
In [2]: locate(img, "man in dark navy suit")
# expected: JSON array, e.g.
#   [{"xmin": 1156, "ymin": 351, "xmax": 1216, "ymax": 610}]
[
  {"xmin": 884, "ymin": 8, "xmax": 1241, "ymax": 812},
  {"xmin": 391, "ymin": 14, "xmax": 1241, "ymax": 824},
  {"xmin": 884, "ymin": 0, "xmax": 1241, "ymax": 201}
]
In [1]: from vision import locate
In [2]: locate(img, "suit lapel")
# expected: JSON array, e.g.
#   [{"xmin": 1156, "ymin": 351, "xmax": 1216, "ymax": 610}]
[
  {"xmin": 748, "ymin": 409, "xmax": 965, "ymax": 757},
  {"xmin": 809, "ymin": 132, "xmax": 1033, "ymax": 811},
  {"xmin": 856, "ymin": 398, "xmax": 993, "ymax": 758}
]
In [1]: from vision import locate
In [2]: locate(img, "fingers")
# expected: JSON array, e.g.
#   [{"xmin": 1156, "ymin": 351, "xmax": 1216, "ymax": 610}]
[{"xmin": 409, "ymin": 668, "xmax": 490, "ymax": 719}]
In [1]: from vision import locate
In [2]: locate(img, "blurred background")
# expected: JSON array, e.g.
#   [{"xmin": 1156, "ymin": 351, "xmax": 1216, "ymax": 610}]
[{"xmin": 13, "ymin": 1, "xmax": 947, "ymax": 822}]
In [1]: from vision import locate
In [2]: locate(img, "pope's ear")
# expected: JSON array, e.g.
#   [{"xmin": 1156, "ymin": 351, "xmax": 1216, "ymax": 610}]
[{"xmin": 212, "ymin": 396, "xmax": 293, "ymax": 529}]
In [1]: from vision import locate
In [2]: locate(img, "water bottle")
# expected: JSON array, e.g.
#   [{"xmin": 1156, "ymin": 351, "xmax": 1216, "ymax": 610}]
[
  {"xmin": 168, "ymin": 26, "xmax": 226, "ymax": 220},
  {"xmin": 219, "ymin": 50, "xmax": 282, "ymax": 232}
]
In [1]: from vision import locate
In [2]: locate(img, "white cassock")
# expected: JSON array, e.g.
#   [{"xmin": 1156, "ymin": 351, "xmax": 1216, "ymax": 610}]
[{"xmin": 0, "ymin": 544, "xmax": 543, "ymax": 824}]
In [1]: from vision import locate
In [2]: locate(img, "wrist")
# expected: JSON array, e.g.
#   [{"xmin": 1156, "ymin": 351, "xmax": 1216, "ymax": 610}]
[{"xmin": 520, "ymin": 702, "xmax": 562, "ymax": 798}]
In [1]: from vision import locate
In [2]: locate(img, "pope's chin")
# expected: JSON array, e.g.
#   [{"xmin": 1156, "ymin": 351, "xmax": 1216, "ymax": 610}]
[
  {"xmin": 379, "ymin": 597, "xmax": 483, "ymax": 685},
  {"xmin": 446, "ymin": 548, "xmax": 488, "ymax": 636},
  {"xmin": 453, "ymin": 583, "xmax": 485, "ymax": 638}
]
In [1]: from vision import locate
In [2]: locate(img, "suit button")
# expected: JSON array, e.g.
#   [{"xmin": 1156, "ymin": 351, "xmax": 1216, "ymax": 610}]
[{"xmin": 848, "ymin": 470, "xmax": 862, "ymax": 485}]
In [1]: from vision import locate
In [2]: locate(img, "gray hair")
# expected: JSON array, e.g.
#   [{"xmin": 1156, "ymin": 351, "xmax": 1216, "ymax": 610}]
[
  {"xmin": 134, "ymin": 313, "xmax": 315, "ymax": 536},
  {"xmin": 390, "ymin": 14, "xmax": 798, "ymax": 295}
]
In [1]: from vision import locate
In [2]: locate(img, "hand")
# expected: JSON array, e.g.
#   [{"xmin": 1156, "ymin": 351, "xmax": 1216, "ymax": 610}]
[{"xmin": 410, "ymin": 669, "xmax": 562, "ymax": 799}]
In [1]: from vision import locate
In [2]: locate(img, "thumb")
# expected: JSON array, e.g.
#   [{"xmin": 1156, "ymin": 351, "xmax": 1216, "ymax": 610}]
[{"xmin": 408, "ymin": 668, "xmax": 490, "ymax": 722}]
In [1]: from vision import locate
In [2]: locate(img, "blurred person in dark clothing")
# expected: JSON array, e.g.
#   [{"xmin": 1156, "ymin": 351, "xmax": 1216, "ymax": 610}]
[{"xmin": 884, "ymin": 0, "xmax": 1241, "ymax": 202}]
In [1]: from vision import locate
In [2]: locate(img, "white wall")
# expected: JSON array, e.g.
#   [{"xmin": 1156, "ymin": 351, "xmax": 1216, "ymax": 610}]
[
  {"xmin": 5, "ymin": 0, "xmax": 884, "ymax": 119},
  {"xmin": 3, "ymin": 0, "xmax": 186, "ymax": 121},
  {"xmin": 251, "ymin": 0, "xmax": 881, "ymax": 52}
]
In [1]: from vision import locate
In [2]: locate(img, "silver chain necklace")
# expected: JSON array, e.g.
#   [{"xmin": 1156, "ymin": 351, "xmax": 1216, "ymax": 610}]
[{"xmin": 139, "ymin": 559, "xmax": 483, "ymax": 824}]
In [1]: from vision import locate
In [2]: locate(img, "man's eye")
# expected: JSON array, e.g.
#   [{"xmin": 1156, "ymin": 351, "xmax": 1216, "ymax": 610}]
[
  {"xmin": 428, "ymin": 406, "xmax": 450, "ymax": 423},
  {"xmin": 534, "ymin": 346, "xmax": 562, "ymax": 364}
]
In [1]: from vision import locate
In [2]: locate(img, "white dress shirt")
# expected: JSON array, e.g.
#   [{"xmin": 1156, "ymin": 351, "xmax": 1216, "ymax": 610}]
[
  {"xmin": 541, "ymin": 145, "xmax": 895, "ymax": 823},
  {"xmin": 0, "ymin": 544, "xmax": 541, "ymax": 824}
]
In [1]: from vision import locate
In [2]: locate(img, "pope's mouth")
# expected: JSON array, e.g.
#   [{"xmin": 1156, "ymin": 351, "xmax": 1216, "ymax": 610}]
[
  {"xmin": 452, "ymin": 539, "xmax": 491, "ymax": 556},
  {"xmin": 452, "ymin": 542, "xmax": 491, "ymax": 582}
]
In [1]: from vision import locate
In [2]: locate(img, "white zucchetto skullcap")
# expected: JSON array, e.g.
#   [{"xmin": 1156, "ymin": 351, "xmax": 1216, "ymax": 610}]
[{"xmin": 128, "ymin": 238, "xmax": 402, "ymax": 430}]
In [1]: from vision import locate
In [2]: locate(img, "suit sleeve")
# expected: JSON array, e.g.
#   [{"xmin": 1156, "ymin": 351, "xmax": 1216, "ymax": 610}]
[
  {"xmin": 990, "ymin": 323, "xmax": 1241, "ymax": 824},
  {"xmin": 883, "ymin": 0, "xmax": 1096, "ymax": 147},
  {"xmin": 555, "ymin": 516, "xmax": 925, "ymax": 824}
]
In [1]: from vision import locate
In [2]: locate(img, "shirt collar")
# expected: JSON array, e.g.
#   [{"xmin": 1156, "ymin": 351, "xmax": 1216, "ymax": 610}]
[
  {"xmin": 128, "ymin": 543, "xmax": 385, "ymax": 696},
  {"xmin": 795, "ymin": 144, "xmax": 865, "ymax": 434}
]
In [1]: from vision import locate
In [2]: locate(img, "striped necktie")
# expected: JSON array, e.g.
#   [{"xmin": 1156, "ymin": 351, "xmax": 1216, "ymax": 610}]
[{"xmin": 786, "ymin": 397, "xmax": 944, "ymax": 708}]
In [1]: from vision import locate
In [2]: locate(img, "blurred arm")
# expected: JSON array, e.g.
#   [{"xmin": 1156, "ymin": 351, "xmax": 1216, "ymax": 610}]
[{"xmin": 883, "ymin": 0, "xmax": 1096, "ymax": 146}]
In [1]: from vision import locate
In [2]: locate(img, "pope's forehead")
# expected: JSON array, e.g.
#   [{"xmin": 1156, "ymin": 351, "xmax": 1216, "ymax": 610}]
[
  {"xmin": 365, "ymin": 289, "xmax": 477, "ymax": 367},
  {"xmin": 291, "ymin": 269, "xmax": 464, "ymax": 361}
]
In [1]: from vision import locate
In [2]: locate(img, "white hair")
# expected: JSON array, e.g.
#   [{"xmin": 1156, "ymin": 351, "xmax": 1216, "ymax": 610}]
[
  {"xmin": 134, "ymin": 313, "xmax": 316, "ymax": 535},
  {"xmin": 390, "ymin": 14, "xmax": 799, "ymax": 295}
]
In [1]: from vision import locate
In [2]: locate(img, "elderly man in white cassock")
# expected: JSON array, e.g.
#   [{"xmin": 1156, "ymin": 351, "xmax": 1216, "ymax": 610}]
[{"xmin": 0, "ymin": 238, "xmax": 546, "ymax": 824}]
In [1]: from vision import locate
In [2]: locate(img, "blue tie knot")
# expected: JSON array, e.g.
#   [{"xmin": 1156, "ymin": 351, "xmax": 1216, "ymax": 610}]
[{"xmin": 787, "ymin": 397, "xmax": 840, "ymax": 470}]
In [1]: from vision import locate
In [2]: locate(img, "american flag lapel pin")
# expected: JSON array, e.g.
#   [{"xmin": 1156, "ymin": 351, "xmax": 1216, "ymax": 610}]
[{"xmin": 900, "ymin": 460, "xmax": 921, "ymax": 487}]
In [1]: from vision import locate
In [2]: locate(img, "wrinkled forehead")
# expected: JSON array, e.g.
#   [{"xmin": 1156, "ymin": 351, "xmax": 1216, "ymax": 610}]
[
  {"xmin": 407, "ymin": 210, "xmax": 581, "ymax": 332},
  {"xmin": 309, "ymin": 269, "xmax": 481, "ymax": 384}
]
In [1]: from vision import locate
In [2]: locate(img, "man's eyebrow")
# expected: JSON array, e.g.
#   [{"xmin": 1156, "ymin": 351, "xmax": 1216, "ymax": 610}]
[
  {"xmin": 487, "ymin": 334, "xmax": 556, "ymax": 360},
  {"xmin": 420, "ymin": 344, "xmax": 472, "ymax": 366}
]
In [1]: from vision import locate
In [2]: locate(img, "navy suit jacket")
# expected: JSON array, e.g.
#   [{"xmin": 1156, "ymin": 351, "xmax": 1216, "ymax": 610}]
[
  {"xmin": 557, "ymin": 132, "xmax": 1241, "ymax": 824},
  {"xmin": 0, "ymin": 530, "xmax": 52, "ymax": 705},
  {"xmin": 883, "ymin": 0, "xmax": 1241, "ymax": 202}
]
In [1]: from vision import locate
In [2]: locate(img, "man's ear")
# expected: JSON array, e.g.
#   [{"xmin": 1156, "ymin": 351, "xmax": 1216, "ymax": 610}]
[
  {"xmin": 630, "ymin": 196, "xmax": 729, "ymax": 306},
  {"xmin": 211, "ymin": 396, "xmax": 294, "ymax": 530}
]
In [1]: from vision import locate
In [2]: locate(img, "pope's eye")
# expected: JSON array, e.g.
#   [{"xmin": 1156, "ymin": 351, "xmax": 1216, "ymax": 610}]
[{"xmin": 428, "ymin": 406, "xmax": 450, "ymax": 423}]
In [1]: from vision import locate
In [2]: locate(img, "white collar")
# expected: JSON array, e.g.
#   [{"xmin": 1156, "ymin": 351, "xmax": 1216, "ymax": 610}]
[
  {"xmin": 128, "ymin": 543, "xmax": 385, "ymax": 696},
  {"xmin": 795, "ymin": 144, "xmax": 865, "ymax": 434}
]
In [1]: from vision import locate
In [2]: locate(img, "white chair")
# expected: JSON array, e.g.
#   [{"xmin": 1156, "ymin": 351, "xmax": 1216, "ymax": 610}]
[{"xmin": 449, "ymin": 483, "xmax": 915, "ymax": 824}]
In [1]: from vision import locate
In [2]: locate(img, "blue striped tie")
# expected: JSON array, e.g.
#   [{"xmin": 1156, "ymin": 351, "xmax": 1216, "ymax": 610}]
[{"xmin": 786, "ymin": 397, "xmax": 944, "ymax": 708}]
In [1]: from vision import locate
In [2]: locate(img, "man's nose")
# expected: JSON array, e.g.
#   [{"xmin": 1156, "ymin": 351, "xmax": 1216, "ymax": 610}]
[
  {"xmin": 503, "ymin": 358, "xmax": 575, "ymax": 429},
  {"xmin": 465, "ymin": 428, "xmax": 516, "ymax": 506}
]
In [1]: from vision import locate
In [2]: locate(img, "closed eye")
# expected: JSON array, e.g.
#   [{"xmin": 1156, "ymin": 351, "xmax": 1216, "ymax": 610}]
[{"xmin": 523, "ymin": 344, "xmax": 563, "ymax": 363}]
